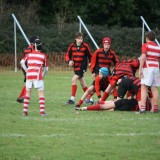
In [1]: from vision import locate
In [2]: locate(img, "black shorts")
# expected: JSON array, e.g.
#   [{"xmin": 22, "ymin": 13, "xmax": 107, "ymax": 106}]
[
  {"xmin": 75, "ymin": 70, "xmax": 85, "ymax": 78},
  {"xmin": 114, "ymin": 99, "xmax": 138, "ymax": 111},
  {"xmin": 118, "ymin": 77, "xmax": 138, "ymax": 98}
]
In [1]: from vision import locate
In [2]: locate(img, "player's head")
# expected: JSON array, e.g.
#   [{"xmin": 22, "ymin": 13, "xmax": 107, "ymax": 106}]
[
  {"xmin": 102, "ymin": 37, "xmax": 111, "ymax": 45},
  {"xmin": 29, "ymin": 35, "xmax": 39, "ymax": 44},
  {"xmin": 102, "ymin": 37, "xmax": 111, "ymax": 51},
  {"xmin": 99, "ymin": 67, "xmax": 109, "ymax": 78},
  {"xmin": 34, "ymin": 39, "xmax": 42, "ymax": 51},
  {"xmin": 75, "ymin": 32, "xmax": 83, "ymax": 46},
  {"xmin": 145, "ymin": 31, "xmax": 156, "ymax": 42}
]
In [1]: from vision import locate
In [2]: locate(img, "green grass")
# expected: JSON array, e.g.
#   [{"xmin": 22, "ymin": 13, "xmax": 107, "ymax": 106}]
[{"xmin": 0, "ymin": 70, "xmax": 160, "ymax": 160}]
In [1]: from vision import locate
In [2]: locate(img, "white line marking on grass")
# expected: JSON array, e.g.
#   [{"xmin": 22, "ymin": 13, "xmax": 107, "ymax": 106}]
[
  {"xmin": 1, "ymin": 132, "xmax": 160, "ymax": 138},
  {"xmin": 21, "ymin": 117, "xmax": 160, "ymax": 122},
  {"xmin": 86, "ymin": 132, "xmax": 160, "ymax": 137}
]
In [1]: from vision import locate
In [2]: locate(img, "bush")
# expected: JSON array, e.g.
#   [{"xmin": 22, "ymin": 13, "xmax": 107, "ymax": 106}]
[{"xmin": 0, "ymin": 21, "xmax": 160, "ymax": 58}]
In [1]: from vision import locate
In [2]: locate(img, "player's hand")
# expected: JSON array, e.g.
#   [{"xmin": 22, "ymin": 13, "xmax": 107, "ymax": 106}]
[
  {"xmin": 69, "ymin": 61, "xmax": 74, "ymax": 67},
  {"xmin": 88, "ymin": 63, "xmax": 91, "ymax": 67},
  {"xmin": 98, "ymin": 98, "xmax": 101, "ymax": 102}
]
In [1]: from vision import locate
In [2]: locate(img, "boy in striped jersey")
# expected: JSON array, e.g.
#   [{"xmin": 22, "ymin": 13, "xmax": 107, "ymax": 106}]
[
  {"xmin": 16, "ymin": 35, "xmax": 39, "ymax": 103},
  {"xmin": 90, "ymin": 37, "xmax": 119, "ymax": 79},
  {"xmin": 21, "ymin": 40, "xmax": 48, "ymax": 116},
  {"xmin": 139, "ymin": 31, "xmax": 160, "ymax": 113},
  {"xmin": 65, "ymin": 32, "xmax": 92, "ymax": 105}
]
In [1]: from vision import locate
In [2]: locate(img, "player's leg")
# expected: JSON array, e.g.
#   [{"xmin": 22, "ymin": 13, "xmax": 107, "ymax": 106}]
[
  {"xmin": 79, "ymin": 77, "xmax": 94, "ymax": 103},
  {"xmin": 35, "ymin": 80, "xmax": 47, "ymax": 116},
  {"xmin": 66, "ymin": 74, "xmax": 79, "ymax": 105},
  {"xmin": 22, "ymin": 81, "xmax": 32, "ymax": 116},
  {"xmin": 80, "ymin": 101, "xmax": 115, "ymax": 111},
  {"xmin": 75, "ymin": 85, "xmax": 95, "ymax": 110},
  {"xmin": 150, "ymin": 86, "xmax": 159, "ymax": 112},
  {"xmin": 139, "ymin": 68, "xmax": 154, "ymax": 113},
  {"xmin": 17, "ymin": 68, "xmax": 27, "ymax": 103}
]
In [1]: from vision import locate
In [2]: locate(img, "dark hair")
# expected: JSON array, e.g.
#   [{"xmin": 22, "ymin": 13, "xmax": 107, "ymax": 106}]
[
  {"xmin": 34, "ymin": 39, "xmax": 42, "ymax": 50},
  {"xmin": 75, "ymin": 32, "xmax": 84, "ymax": 38},
  {"xmin": 145, "ymin": 31, "xmax": 156, "ymax": 41},
  {"xmin": 29, "ymin": 35, "xmax": 39, "ymax": 43}
]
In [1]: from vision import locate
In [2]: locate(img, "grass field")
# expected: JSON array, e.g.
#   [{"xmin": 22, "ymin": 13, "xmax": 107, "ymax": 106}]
[{"xmin": 0, "ymin": 70, "xmax": 160, "ymax": 160}]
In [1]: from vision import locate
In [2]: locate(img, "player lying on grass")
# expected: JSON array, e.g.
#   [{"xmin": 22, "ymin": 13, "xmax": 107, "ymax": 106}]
[
  {"xmin": 75, "ymin": 67, "xmax": 118, "ymax": 110},
  {"xmin": 78, "ymin": 76, "xmax": 152, "ymax": 112}
]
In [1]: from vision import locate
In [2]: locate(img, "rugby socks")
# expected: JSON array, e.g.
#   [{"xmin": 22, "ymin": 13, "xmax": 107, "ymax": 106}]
[
  {"xmin": 23, "ymin": 96, "xmax": 30, "ymax": 115},
  {"xmin": 18, "ymin": 85, "xmax": 26, "ymax": 99},
  {"xmin": 153, "ymin": 105, "xmax": 159, "ymax": 112},
  {"xmin": 87, "ymin": 104, "xmax": 101, "ymax": 111},
  {"xmin": 101, "ymin": 91, "xmax": 109, "ymax": 101},
  {"xmin": 71, "ymin": 85, "xmax": 77, "ymax": 97},
  {"xmin": 82, "ymin": 87, "xmax": 88, "ymax": 92},
  {"xmin": 98, "ymin": 101, "xmax": 105, "ymax": 105},
  {"xmin": 87, "ymin": 93, "xmax": 94, "ymax": 101},
  {"xmin": 140, "ymin": 105, "xmax": 146, "ymax": 111},
  {"xmin": 78, "ymin": 99, "xmax": 83, "ymax": 106},
  {"xmin": 39, "ymin": 96, "xmax": 45, "ymax": 115}
]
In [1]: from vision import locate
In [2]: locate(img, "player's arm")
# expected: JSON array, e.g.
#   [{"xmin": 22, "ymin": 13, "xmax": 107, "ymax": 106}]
[
  {"xmin": 94, "ymin": 77, "xmax": 101, "ymax": 101},
  {"xmin": 139, "ymin": 54, "xmax": 146, "ymax": 78},
  {"xmin": 20, "ymin": 57, "xmax": 27, "ymax": 72},
  {"xmin": 65, "ymin": 44, "xmax": 74, "ymax": 67},
  {"xmin": 43, "ymin": 55, "xmax": 48, "ymax": 78}
]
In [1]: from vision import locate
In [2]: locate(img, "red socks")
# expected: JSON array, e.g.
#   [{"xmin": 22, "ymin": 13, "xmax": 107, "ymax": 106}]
[
  {"xmin": 78, "ymin": 99, "xmax": 83, "ymax": 106},
  {"xmin": 72, "ymin": 85, "xmax": 77, "ymax": 97},
  {"xmin": 18, "ymin": 86, "xmax": 26, "ymax": 99},
  {"xmin": 83, "ymin": 87, "xmax": 88, "ymax": 92},
  {"xmin": 87, "ymin": 104, "xmax": 101, "ymax": 111},
  {"xmin": 101, "ymin": 91, "xmax": 109, "ymax": 101}
]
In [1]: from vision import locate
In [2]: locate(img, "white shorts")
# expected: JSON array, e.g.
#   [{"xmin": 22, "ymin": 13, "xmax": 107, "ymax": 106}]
[
  {"xmin": 26, "ymin": 80, "xmax": 44, "ymax": 90},
  {"xmin": 141, "ymin": 68, "xmax": 160, "ymax": 87}
]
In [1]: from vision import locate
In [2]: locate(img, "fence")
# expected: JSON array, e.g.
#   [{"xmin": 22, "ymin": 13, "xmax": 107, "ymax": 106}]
[{"xmin": 0, "ymin": 52, "xmax": 73, "ymax": 72}]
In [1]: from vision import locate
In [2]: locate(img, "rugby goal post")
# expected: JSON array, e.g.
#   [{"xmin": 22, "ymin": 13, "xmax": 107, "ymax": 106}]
[
  {"xmin": 12, "ymin": 14, "xmax": 30, "ymax": 72},
  {"xmin": 77, "ymin": 15, "xmax": 99, "ymax": 49},
  {"xmin": 140, "ymin": 16, "xmax": 160, "ymax": 46}
]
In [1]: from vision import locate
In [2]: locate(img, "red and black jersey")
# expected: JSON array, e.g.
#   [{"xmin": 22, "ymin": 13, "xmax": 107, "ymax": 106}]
[
  {"xmin": 65, "ymin": 42, "xmax": 92, "ymax": 71},
  {"xmin": 93, "ymin": 75, "xmax": 117, "ymax": 98},
  {"xmin": 93, "ymin": 76, "xmax": 110, "ymax": 98},
  {"xmin": 90, "ymin": 48, "xmax": 119, "ymax": 74},
  {"xmin": 122, "ymin": 59, "xmax": 139, "ymax": 76},
  {"xmin": 110, "ymin": 62, "xmax": 135, "ymax": 87}
]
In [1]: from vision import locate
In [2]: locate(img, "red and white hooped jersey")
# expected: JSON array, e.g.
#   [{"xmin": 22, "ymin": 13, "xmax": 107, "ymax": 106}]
[
  {"xmin": 24, "ymin": 51, "xmax": 48, "ymax": 80},
  {"xmin": 142, "ymin": 41, "xmax": 160, "ymax": 68}
]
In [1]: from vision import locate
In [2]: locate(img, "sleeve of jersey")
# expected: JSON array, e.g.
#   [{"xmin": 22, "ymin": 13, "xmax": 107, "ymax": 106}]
[
  {"xmin": 109, "ymin": 76, "xmax": 118, "ymax": 87},
  {"xmin": 142, "ymin": 44, "xmax": 147, "ymax": 54},
  {"xmin": 90, "ymin": 51, "xmax": 98, "ymax": 73},
  {"xmin": 65, "ymin": 44, "xmax": 72, "ymax": 63},
  {"xmin": 85, "ymin": 44, "xmax": 92, "ymax": 63},
  {"xmin": 95, "ymin": 76, "xmax": 101, "ymax": 98},
  {"xmin": 23, "ymin": 47, "xmax": 32, "ymax": 55},
  {"xmin": 112, "ymin": 50, "xmax": 119, "ymax": 64}
]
